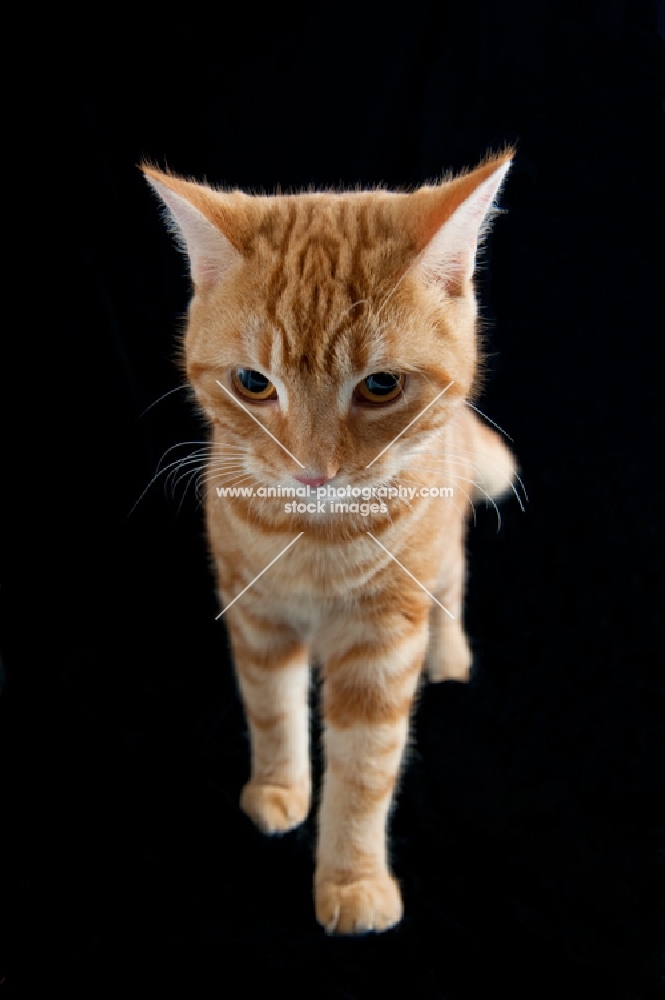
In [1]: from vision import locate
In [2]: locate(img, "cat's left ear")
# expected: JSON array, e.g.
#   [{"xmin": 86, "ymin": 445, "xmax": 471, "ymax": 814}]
[{"xmin": 413, "ymin": 152, "xmax": 513, "ymax": 295}]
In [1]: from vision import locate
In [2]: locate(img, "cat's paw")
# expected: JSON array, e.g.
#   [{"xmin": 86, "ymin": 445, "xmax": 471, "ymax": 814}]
[
  {"xmin": 425, "ymin": 626, "xmax": 472, "ymax": 683},
  {"xmin": 240, "ymin": 781, "xmax": 310, "ymax": 834},
  {"xmin": 314, "ymin": 871, "xmax": 403, "ymax": 935}
]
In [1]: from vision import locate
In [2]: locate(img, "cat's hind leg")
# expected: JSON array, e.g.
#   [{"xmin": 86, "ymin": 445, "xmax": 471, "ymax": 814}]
[
  {"xmin": 424, "ymin": 600, "xmax": 472, "ymax": 683},
  {"xmin": 423, "ymin": 530, "xmax": 472, "ymax": 683}
]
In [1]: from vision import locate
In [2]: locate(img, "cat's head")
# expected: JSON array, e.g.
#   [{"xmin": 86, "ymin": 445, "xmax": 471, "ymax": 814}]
[{"xmin": 143, "ymin": 153, "xmax": 511, "ymax": 491}]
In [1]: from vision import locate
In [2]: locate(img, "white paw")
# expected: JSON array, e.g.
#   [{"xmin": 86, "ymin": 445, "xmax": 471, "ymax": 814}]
[
  {"xmin": 314, "ymin": 870, "xmax": 403, "ymax": 935},
  {"xmin": 240, "ymin": 781, "xmax": 310, "ymax": 834}
]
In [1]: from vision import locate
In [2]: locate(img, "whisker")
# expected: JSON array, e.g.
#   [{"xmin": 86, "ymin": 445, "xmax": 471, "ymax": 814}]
[
  {"xmin": 196, "ymin": 468, "xmax": 248, "ymax": 495},
  {"xmin": 390, "ymin": 470, "xmax": 475, "ymax": 524},
  {"xmin": 409, "ymin": 445, "xmax": 527, "ymax": 510},
  {"xmin": 138, "ymin": 384, "xmax": 191, "ymax": 419},
  {"xmin": 197, "ymin": 473, "xmax": 256, "ymax": 506},
  {"xmin": 464, "ymin": 401, "xmax": 514, "ymax": 444},
  {"xmin": 165, "ymin": 454, "xmax": 211, "ymax": 495},
  {"xmin": 451, "ymin": 475, "xmax": 502, "ymax": 531},
  {"xmin": 127, "ymin": 446, "xmax": 211, "ymax": 518},
  {"xmin": 129, "ymin": 439, "xmax": 252, "ymax": 518},
  {"xmin": 177, "ymin": 458, "xmax": 248, "ymax": 512},
  {"xmin": 449, "ymin": 482, "xmax": 476, "ymax": 525},
  {"xmin": 155, "ymin": 440, "xmax": 211, "ymax": 468},
  {"xmin": 174, "ymin": 459, "xmax": 244, "ymax": 489},
  {"xmin": 442, "ymin": 444, "xmax": 527, "ymax": 503}
]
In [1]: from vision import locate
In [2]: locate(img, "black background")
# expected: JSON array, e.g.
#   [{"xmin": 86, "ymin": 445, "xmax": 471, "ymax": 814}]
[{"xmin": 3, "ymin": 3, "xmax": 664, "ymax": 997}]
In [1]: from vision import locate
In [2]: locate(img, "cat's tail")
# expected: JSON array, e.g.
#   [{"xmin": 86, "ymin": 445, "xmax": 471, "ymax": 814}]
[{"xmin": 457, "ymin": 406, "xmax": 519, "ymax": 503}]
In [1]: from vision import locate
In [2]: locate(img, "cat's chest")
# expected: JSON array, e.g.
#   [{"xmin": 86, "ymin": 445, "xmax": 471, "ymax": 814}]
[{"xmin": 279, "ymin": 595, "xmax": 325, "ymax": 635}]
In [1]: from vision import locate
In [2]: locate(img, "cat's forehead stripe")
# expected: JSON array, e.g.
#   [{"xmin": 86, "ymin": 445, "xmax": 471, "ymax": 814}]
[{"xmin": 247, "ymin": 197, "xmax": 412, "ymax": 376}]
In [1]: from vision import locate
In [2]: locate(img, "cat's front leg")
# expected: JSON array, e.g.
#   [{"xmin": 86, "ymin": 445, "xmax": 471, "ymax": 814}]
[
  {"xmin": 225, "ymin": 602, "xmax": 311, "ymax": 834},
  {"xmin": 315, "ymin": 603, "xmax": 429, "ymax": 934}
]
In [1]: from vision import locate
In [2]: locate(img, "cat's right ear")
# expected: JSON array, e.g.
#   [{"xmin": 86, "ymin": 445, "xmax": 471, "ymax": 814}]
[{"xmin": 141, "ymin": 167, "xmax": 242, "ymax": 290}]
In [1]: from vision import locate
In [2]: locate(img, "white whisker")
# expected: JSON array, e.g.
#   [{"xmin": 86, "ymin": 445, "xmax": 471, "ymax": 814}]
[
  {"xmin": 464, "ymin": 401, "xmax": 514, "ymax": 444},
  {"xmin": 452, "ymin": 476, "xmax": 502, "ymax": 531},
  {"xmin": 129, "ymin": 438, "xmax": 257, "ymax": 518},
  {"xmin": 138, "ymin": 384, "xmax": 191, "ymax": 419},
  {"xmin": 127, "ymin": 446, "xmax": 210, "ymax": 517}
]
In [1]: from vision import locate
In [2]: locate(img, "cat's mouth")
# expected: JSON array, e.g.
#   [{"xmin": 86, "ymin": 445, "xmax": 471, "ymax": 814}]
[
  {"xmin": 282, "ymin": 468, "xmax": 398, "ymax": 498},
  {"xmin": 246, "ymin": 456, "xmax": 404, "ymax": 497}
]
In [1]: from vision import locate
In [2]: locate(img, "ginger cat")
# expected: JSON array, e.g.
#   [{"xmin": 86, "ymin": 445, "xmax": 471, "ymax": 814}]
[{"xmin": 143, "ymin": 152, "xmax": 516, "ymax": 934}]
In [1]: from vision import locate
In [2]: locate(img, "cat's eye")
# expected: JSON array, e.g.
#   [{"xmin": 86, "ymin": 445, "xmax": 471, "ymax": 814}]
[
  {"xmin": 354, "ymin": 372, "xmax": 406, "ymax": 405},
  {"xmin": 232, "ymin": 369, "xmax": 277, "ymax": 401}
]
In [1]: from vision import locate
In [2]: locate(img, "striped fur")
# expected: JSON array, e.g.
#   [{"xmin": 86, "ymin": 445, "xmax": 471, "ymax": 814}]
[{"xmin": 144, "ymin": 152, "xmax": 516, "ymax": 934}]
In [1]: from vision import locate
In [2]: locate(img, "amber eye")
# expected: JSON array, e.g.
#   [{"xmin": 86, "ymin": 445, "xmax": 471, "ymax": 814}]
[
  {"xmin": 354, "ymin": 372, "xmax": 406, "ymax": 404},
  {"xmin": 232, "ymin": 369, "xmax": 277, "ymax": 401}
]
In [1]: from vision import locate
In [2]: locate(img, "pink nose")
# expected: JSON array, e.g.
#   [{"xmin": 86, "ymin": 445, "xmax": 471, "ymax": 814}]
[{"xmin": 294, "ymin": 475, "xmax": 329, "ymax": 488}]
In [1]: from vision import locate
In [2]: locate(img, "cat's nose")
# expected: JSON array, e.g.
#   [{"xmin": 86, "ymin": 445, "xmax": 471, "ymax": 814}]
[{"xmin": 294, "ymin": 475, "xmax": 331, "ymax": 488}]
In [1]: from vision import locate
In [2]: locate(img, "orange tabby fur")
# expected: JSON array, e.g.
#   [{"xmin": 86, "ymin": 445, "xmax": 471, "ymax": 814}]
[{"xmin": 143, "ymin": 152, "xmax": 516, "ymax": 934}]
